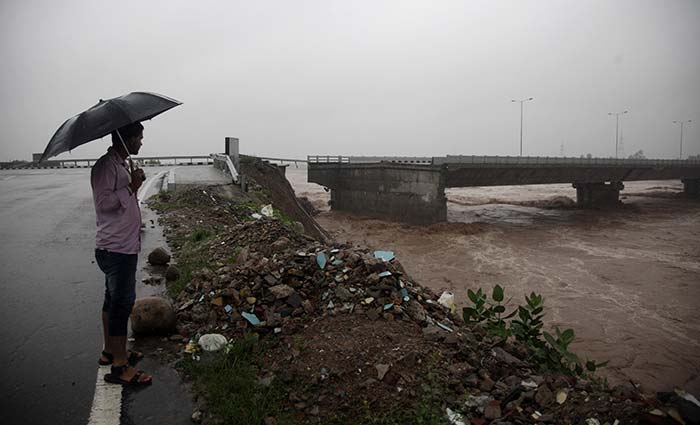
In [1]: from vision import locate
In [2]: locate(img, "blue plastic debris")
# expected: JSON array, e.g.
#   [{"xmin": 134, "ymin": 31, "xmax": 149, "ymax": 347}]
[
  {"xmin": 224, "ymin": 304, "xmax": 233, "ymax": 314},
  {"xmin": 316, "ymin": 252, "xmax": 327, "ymax": 269},
  {"xmin": 383, "ymin": 303, "xmax": 394, "ymax": 311},
  {"xmin": 400, "ymin": 288, "xmax": 410, "ymax": 301},
  {"xmin": 332, "ymin": 259, "xmax": 343, "ymax": 266},
  {"xmin": 242, "ymin": 311, "xmax": 260, "ymax": 326},
  {"xmin": 374, "ymin": 250, "xmax": 395, "ymax": 262},
  {"xmin": 378, "ymin": 271, "xmax": 392, "ymax": 278}
]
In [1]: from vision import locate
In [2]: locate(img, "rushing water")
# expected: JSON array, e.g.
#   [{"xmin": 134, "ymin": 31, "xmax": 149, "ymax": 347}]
[{"xmin": 284, "ymin": 164, "xmax": 700, "ymax": 393}]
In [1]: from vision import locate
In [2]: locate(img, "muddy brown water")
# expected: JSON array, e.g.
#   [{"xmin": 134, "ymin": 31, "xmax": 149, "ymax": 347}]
[{"xmin": 284, "ymin": 165, "xmax": 700, "ymax": 394}]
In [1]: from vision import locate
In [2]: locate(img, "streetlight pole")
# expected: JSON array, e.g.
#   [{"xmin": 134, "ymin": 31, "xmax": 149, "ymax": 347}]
[
  {"xmin": 672, "ymin": 120, "xmax": 692, "ymax": 159},
  {"xmin": 608, "ymin": 110, "xmax": 628, "ymax": 158},
  {"xmin": 512, "ymin": 97, "xmax": 533, "ymax": 156}
]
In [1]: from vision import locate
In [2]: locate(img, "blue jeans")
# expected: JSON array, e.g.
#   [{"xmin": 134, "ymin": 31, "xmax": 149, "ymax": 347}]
[{"xmin": 95, "ymin": 249, "xmax": 137, "ymax": 337}]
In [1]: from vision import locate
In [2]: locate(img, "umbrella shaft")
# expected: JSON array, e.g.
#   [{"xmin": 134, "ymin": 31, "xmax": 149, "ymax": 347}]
[{"xmin": 115, "ymin": 130, "xmax": 134, "ymax": 175}]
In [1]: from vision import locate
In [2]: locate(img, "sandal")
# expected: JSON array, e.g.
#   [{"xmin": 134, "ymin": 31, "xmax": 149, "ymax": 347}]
[
  {"xmin": 104, "ymin": 364, "xmax": 152, "ymax": 387},
  {"xmin": 98, "ymin": 350, "xmax": 144, "ymax": 366}
]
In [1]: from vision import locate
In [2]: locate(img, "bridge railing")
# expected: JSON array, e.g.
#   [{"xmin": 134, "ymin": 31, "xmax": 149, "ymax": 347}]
[
  {"xmin": 307, "ymin": 155, "xmax": 351, "ymax": 163},
  {"xmin": 307, "ymin": 155, "xmax": 433, "ymax": 164},
  {"xmin": 306, "ymin": 154, "xmax": 700, "ymax": 167},
  {"xmin": 2, "ymin": 155, "xmax": 214, "ymax": 170},
  {"xmin": 437, "ymin": 155, "xmax": 700, "ymax": 166}
]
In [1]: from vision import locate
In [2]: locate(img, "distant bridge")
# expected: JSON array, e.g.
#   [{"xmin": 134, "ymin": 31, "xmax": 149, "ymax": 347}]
[{"xmin": 308, "ymin": 155, "xmax": 700, "ymax": 224}]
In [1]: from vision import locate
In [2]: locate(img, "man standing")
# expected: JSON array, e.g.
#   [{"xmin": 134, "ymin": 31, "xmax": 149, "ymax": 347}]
[{"xmin": 91, "ymin": 122, "xmax": 151, "ymax": 386}]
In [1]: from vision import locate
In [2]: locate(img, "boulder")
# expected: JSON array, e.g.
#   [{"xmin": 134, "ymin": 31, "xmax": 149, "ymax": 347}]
[
  {"xmin": 130, "ymin": 296, "xmax": 176, "ymax": 334},
  {"xmin": 148, "ymin": 247, "xmax": 171, "ymax": 265},
  {"xmin": 165, "ymin": 265, "xmax": 180, "ymax": 282}
]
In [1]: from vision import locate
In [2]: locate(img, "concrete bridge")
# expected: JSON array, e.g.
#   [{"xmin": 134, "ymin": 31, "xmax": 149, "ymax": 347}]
[{"xmin": 307, "ymin": 155, "xmax": 700, "ymax": 224}]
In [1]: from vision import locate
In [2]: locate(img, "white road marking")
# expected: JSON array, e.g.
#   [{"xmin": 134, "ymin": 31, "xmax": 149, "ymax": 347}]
[{"xmin": 87, "ymin": 366, "xmax": 122, "ymax": 425}]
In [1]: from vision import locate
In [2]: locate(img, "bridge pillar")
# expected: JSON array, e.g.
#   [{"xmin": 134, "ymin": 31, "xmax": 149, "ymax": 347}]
[
  {"xmin": 572, "ymin": 181, "xmax": 624, "ymax": 208},
  {"xmin": 683, "ymin": 179, "xmax": 700, "ymax": 197},
  {"xmin": 309, "ymin": 163, "xmax": 447, "ymax": 224}
]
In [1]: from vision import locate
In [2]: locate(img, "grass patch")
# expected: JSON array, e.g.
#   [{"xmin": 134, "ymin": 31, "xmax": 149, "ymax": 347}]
[
  {"xmin": 166, "ymin": 227, "xmax": 214, "ymax": 298},
  {"xmin": 189, "ymin": 227, "xmax": 213, "ymax": 243},
  {"xmin": 180, "ymin": 334, "xmax": 285, "ymax": 425}
]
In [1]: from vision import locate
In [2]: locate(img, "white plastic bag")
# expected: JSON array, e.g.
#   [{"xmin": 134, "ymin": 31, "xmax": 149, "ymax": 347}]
[
  {"xmin": 437, "ymin": 291, "xmax": 456, "ymax": 314},
  {"xmin": 260, "ymin": 204, "xmax": 274, "ymax": 217},
  {"xmin": 198, "ymin": 333, "xmax": 228, "ymax": 352}
]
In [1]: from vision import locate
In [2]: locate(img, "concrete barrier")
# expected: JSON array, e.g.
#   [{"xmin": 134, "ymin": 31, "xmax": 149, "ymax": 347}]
[{"xmin": 309, "ymin": 162, "xmax": 446, "ymax": 224}]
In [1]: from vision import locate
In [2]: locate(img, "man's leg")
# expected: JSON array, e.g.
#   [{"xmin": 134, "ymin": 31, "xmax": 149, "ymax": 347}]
[
  {"xmin": 100, "ymin": 311, "xmax": 111, "ymax": 363},
  {"xmin": 96, "ymin": 250, "xmax": 150, "ymax": 383}
]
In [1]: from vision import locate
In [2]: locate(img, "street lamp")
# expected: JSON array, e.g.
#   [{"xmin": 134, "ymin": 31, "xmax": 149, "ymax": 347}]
[
  {"xmin": 672, "ymin": 120, "xmax": 692, "ymax": 159},
  {"xmin": 512, "ymin": 97, "xmax": 533, "ymax": 156},
  {"xmin": 608, "ymin": 110, "xmax": 628, "ymax": 158}
]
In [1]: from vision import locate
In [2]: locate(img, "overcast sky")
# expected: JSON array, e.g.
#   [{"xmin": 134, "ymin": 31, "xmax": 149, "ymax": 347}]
[{"xmin": 1, "ymin": 0, "xmax": 699, "ymax": 161}]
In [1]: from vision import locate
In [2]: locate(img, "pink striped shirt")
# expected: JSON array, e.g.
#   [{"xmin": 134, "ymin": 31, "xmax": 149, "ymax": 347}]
[{"xmin": 90, "ymin": 147, "xmax": 141, "ymax": 254}]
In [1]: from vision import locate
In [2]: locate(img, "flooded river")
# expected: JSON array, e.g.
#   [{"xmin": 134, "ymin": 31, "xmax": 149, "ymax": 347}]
[{"xmin": 285, "ymin": 165, "xmax": 700, "ymax": 394}]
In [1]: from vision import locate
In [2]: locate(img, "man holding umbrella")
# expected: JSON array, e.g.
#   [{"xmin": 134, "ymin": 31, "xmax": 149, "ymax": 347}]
[
  {"xmin": 91, "ymin": 122, "xmax": 151, "ymax": 386},
  {"xmin": 41, "ymin": 92, "xmax": 182, "ymax": 386}
]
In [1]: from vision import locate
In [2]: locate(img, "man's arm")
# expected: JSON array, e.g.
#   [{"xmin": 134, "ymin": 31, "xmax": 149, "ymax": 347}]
[{"xmin": 91, "ymin": 162, "xmax": 131, "ymax": 213}]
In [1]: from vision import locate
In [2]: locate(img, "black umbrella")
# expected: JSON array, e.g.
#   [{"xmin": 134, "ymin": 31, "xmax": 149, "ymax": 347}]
[{"xmin": 40, "ymin": 91, "xmax": 182, "ymax": 162}]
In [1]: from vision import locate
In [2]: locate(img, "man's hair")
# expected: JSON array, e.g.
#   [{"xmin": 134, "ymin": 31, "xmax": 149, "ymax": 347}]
[{"xmin": 111, "ymin": 122, "xmax": 144, "ymax": 145}]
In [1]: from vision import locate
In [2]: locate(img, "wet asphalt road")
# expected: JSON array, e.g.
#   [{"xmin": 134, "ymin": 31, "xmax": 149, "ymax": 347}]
[{"xmin": 0, "ymin": 168, "xmax": 193, "ymax": 425}]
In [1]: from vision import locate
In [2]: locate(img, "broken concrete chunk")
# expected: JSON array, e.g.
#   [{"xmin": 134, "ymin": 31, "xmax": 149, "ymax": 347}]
[
  {"xmin": 269, "ymin": 284, "xmax": 295, "ymax": 299},
  {"xmin": 375, "ymin": 364, "xmax": 390, "ymax": 380}
]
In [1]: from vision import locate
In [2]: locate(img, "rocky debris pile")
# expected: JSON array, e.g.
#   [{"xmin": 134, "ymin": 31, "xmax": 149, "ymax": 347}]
[
  {"xmin": 149, "ymin": 186, "xmax": 698, "ymax": 425},
  {"xmin": 173, "ymin": 231, "xmax": 453, "ymax": 342}
]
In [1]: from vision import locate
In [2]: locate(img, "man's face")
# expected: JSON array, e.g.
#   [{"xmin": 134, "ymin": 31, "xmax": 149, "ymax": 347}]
[{"xmin": 126, "ymin": 133, "xmax": 143, "ymax": 155}]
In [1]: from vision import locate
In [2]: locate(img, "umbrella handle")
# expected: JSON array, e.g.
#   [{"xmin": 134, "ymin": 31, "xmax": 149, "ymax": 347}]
[{"xmin": 115, "ymin": 129, "xmax": 135, "ymax": 175}]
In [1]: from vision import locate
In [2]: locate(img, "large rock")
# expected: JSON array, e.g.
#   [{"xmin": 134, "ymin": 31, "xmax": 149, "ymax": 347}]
[
  {"xmin": 148, "ymin": 247, "xmax": 171, "ymax": 265},
  {"xmin": 165, "ymin": 265, "xmax": 180, "ymax": 282},
  {"xmin": 130, "ymin": 296, "xmax": 176, "ymax": 334}
]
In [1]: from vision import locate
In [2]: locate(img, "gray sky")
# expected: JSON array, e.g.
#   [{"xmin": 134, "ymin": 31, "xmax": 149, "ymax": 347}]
[{"xmin": 1, "ymin": 0, "xmax": 699, "ymax": 161}]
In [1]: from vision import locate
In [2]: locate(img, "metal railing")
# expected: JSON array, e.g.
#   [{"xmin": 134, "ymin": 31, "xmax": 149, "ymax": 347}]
[
  {"xmin": 255, "ymin": 156, "xmax": 307, "ymax": 164},
  {"xmin": 436, "ymin": 155, "xmax": 700, "ymax": 166},
  {"xmin": 306, "ymin": 154, "xmax": 700, "ymax": 167},
  {"xmin": 307, "ymin": 155, "xmax": 351, "ymax": 164},
  {"xmin": 211, "ymin": 153, "xmax": 239, "ymax": 184},
  {"xmin": 2, "ymin": 155, "xmax": 214, "ymax": 169}
]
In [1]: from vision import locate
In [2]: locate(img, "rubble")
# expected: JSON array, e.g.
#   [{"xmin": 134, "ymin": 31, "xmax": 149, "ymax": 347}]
[{"xmin": 148, "ymin": 186, "xmax": 695, "ymax": 425}]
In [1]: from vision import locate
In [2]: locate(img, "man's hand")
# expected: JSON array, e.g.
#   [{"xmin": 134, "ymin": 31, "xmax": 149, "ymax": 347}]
[{"xmin": 129, "ymin": 168, "xmax": 145, "ymax": 194}]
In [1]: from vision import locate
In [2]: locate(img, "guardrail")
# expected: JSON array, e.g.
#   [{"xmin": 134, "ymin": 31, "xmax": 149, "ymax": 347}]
[
  {"xmin": 307, "ymin": 155, "xmax": 351, "ymax": 164},
  {"xmin": 437, "ymin": 155, "xmax": 700, "ymax": 166},
  {"xmin": 307, "ymin": 155, "xmax": 433, "ymax": 164},
  {"xmin": 1, "ymin": 155, "xmax": 214, "ymax": 170},
  {"xmin": 307, "ymin": 155, "xmax": 700, "ymax": 166},
  {"xmin": 255, "ymin": 156, "xmax": 307, "ymax": 164},
  {"xmin": 211, "ymin": 153, "xmax": 239, "ymax": 184}
]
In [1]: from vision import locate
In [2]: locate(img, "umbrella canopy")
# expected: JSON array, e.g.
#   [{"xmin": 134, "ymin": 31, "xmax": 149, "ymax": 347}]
[{"xmin": 40, "ymin": 92, "xmax": 182, "ymax": 161}]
